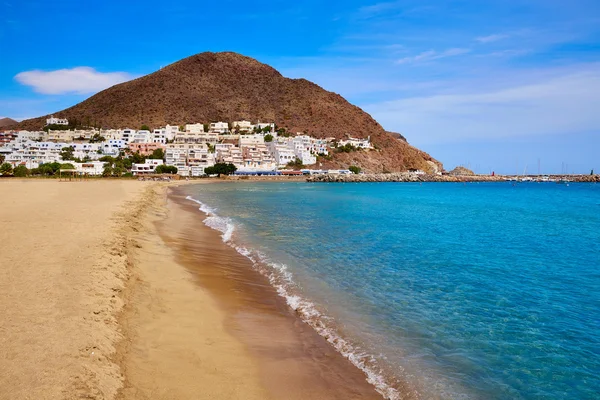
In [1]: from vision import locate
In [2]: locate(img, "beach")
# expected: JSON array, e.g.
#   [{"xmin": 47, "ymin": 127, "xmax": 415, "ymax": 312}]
[{"xmin": 0, "ymin": 179, "xmax": 381, "ymax": 399}]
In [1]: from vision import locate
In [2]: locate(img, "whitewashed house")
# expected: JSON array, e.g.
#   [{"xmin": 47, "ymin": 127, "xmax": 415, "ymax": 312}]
[
  {"xmin": 232, "ymin": 120, "xmax": 254, "ymax": 133},
  {"xmin": 239, "ymin": 134, "xmax": 265, "ymax": 146},
  {"xmin": 185, "ymin": 123, "xmax": 204, "ymax": 134},
  {"xmin": 119, "ymin": 129, "xmax": 136, "ymax": 143},
  {"xmin": 131, "ymin": 130, "xmax": 152, "ymax": 144},
  {"xmin": 209, "ymin": 122, "xmax": 229, "ymax": 134},
  {"xmin": 72, "ymin": 161, "xmax": 106, "ymax": 176},
  {"xmin": 46, "ymin": 116, "xmax": 69, "ymax": 126},
  {"xmin": 339, "ymin": 136, "xmax": 373, "ymax": 150},
  {"xmin": 102, "ymin": 139, "xmax": 127, "ymax": 155},
  {"xmin": 131, "ymin": 159, "xmax": 164, "ymax": 175},
  {"xmin": 266, "ymin": 142, "xmax": 296, "ymax": 167}
]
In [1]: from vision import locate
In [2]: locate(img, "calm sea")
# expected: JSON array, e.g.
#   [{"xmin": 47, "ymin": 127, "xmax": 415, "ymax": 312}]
[{"xmin": 180, "ymin": 181, "xmax": 600, "ymax": 400}]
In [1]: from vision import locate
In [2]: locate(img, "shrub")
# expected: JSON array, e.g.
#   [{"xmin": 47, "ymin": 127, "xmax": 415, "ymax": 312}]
[
  {"xmin": 349, "ymin": 165, "xmax": 361, "ymax": 174},
  {"xmin": 0, "ymin": 163, "xmax": 13, "ymax": 176}
]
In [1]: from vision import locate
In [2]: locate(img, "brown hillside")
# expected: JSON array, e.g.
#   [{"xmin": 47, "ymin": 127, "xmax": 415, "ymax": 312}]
[
  {"xmin": 0, "ymin": 117, "xmax": 18, "ymax": 128},
  {"xmin": 16, "ymin": 52, "xmax": 440, "ymax": 172}
]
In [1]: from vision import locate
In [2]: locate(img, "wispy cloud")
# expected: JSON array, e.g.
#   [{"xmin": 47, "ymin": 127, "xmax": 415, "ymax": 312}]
[
  {"xmin": 14, "ymin": 67, "xmax": 135, "ymax": 95},
  {"xmin": 476, "ymin": 34, "xmax": 509, "ymax": 43},
  {"xmin": 396, "ymin": 48, "xmax": 471, "ymax": 64},
  {"xmin": 365, "ymin": 65, "xmax": 600, "ymax": 145},
  {"xmin": 358, "ymin": 1, "xmax": 401, "ymax": 16}
]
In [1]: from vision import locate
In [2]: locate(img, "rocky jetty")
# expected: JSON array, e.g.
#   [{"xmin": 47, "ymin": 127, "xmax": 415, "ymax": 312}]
[{"xmin": 306, "ymin": 173, "xmax": 504, "ymax": 183}]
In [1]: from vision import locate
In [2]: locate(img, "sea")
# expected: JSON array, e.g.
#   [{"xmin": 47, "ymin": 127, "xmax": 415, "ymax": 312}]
[{"xmin": 180, "ymin": 181, "xmax": 600, "ymax": 400}]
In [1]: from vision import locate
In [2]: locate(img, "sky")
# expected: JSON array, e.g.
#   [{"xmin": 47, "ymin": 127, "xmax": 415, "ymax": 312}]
[{"xmin": 1, "ymin": 0, "xmax": 599, "ymax": 174}]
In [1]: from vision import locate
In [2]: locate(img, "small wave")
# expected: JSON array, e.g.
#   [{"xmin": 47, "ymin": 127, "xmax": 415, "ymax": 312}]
[
  {"xmin": 185, "ymin": 195, "xmax": 403, "ymax": 400},
  {"xmin": 186, "ymin": 195, "xmax": 235, "ymax": 242}
]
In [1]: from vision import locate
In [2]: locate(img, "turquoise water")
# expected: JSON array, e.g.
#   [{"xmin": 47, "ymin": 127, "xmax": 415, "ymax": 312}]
[{"xmin": 181, "ymin": 182, "xmax": 600, "ymax": 400}]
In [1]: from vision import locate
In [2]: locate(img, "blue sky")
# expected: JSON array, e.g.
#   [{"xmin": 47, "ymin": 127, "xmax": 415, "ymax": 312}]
[{"xmin": 1, "ymin": 0, "xmax": 599, "ymax": 174}]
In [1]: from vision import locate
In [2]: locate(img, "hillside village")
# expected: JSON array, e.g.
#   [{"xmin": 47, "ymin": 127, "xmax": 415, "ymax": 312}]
[{"xmin": 0, "ymin": 117, "xmax": 377, "ymax": 177}]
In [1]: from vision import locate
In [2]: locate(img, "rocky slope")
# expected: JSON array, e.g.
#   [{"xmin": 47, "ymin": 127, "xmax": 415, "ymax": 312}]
[{"xmin": 16, "ymin": 52, "xmax": 440, "ymax": 172}]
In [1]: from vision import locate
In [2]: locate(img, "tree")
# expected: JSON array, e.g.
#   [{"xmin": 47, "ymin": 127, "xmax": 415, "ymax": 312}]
[
  {"xmin": 99, "ymin": 155, "xmax": 115, "ymax": 163},
  {"xmin": 204, "ymin": 163, "xmax": 236, "ymax": 177},
  {"xmin": 13, "ymin": 165, "xmax": 29, "ymax": 177},
  {"xmin": 262, "ymin": 125, "xmax": 273, "ymax": 133},
  {"xmin": 0, "ymin": 163, "xmax": 13, "ymax": 176},
  {"xmin": 60, "ymin": 163, "xmax": 75, "ymax": 170},
  {"xmin": 336, "ymin": 144, "xmax": 358, "ymax": 153},
  {"xmin": 155, "ymin": 165, "xmax": 178, "ymax": 174},
  {"xmin": 59, "ymin": 146, "xmax": 75, "ymax": 161},
  {"xmin": 148, "ymin": 148, "xmax": 165, "ymax": 160},
  {"xmin": 130, "ymin": 151, "xmax": 146, "ymax": 164},
  {"xmin": 140, "ymin": 125, "xmax": 151, "ymax": 131},
  {"xmin": 264, "ymin": 134, "xmax": 273, "ymax": 143},
  {"xmin": 89, "ymin": 133, "xmax": 105, "ymax": 143},
  {"xmin": 349, "ymin": 165, "xmax": 362, "ymax": 174},
  {"xmin": 287, "ymin": 158, "xmax": 303, "ymax": 169},
  {"xmin": 102, "ymin": 166, "xmax": 113, "ymax": 177}
]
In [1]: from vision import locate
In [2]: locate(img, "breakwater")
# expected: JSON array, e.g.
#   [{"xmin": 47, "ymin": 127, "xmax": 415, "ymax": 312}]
[{"xmin": 306, "ymin": 173, "xmax": 600, "ymax": 183}]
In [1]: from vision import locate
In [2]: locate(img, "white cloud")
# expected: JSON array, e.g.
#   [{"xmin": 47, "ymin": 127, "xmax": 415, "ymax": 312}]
[
  {"xmin": 364, "ymin": 66, "xmax": 600, "ymax": 145},
  {"xmin": 396, "ymin": 48, "xmax": 471, "ymax": 64},
  {"xmin": 14, "ymin": 67, "xmax": 134, "ymax": 95},
  {"xmin": 476, "ymin": 34, "xmax": 509, "ymax": 43}
]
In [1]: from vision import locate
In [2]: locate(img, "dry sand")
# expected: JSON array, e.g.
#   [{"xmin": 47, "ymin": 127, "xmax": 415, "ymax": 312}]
[{"xmin": 0, "ymin": 179, "xmax": 150, "ymax": 399}]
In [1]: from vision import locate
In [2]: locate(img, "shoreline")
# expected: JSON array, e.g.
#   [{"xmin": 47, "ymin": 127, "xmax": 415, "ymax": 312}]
[
  {"xmin": 113, "ymin": 180, "xmax": 382, "ymax": 399},
  {"xmin": 155, "ymin": 186, "xmax": 383, "ymax": 399}
]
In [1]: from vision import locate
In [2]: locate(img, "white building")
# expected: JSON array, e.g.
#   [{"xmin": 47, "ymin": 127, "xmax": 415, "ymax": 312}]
[
  {"xmin": 152, "ymin": 129, "xmax": 167, "ymax": 144},
  {"xmin": 267, "ymin": 142, "xmax": 296, "ymax": 167},
  {"xmin": 4, "ymin": 141, "xmax": 66, "ymax": 169},
  {"xmin": 232, "ymin": 120, "xmax": 254, "ymax": 133},
  {"xmin": 131, "ymin": 159, "xmax": 164, "ymax": 175},
  {"xmin": 256, "ymin": 122, "xmax": 275, "ymax": 133},
  {"xmin": 215, "ymin": 143, "xmax": 243, "ymax": 168},
  {"xmin": 71, "ymin": 161, "xmax": 106, "ymax": 176},
  {"xmin": 187, "ymin": 145, "xmax": 216, "ymax": 176},
  {"xmin": 119, "ymin": 129, "xmax": 136, "ymax": 143},
  {"xmin": 287, "ymin": 135, "xmax": 317, "ymax": 165},
  {"xmin": 310, "ymin": 138, "xmax": 330, "ymax": 155},
  {"xmin": 209, "ymin": 122, "xmax": 229, "ymax": 134},
  {"xmin": 239, "ymin": 134, "xmax": 265, "ymax": 146},
  {"xmin": 102, "ymin": 139, "xmax": 127, "ymax": 155},
  {"xmin": 16, "ymin": 131, "xmax": 47, "ymax": 142},
  {"xmin": 185, "ymin": 123, "xmax": 205, "ymax": 134},
  {"xmin": 100, "ymin": 129, "xmax": 122, "ymax": 140},
  {"xmin": 46, "ymin": 115, "xmax": 69, "ymax": 126},
  {"xmin": 174, "ymin": 131, "xmax": 219, "ymax": 144},
  {"xmin": 131, "ymin": 130, "xmax": 152, "ymax": 144},
  {"xmin": 338, "ymin": 136, "xmax": 373, "ymax": 150}
]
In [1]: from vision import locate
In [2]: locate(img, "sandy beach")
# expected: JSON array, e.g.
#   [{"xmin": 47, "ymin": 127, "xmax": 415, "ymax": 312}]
[{"xmin": 0, "ymin": 179, "xmax": 381, "ymax": 399}]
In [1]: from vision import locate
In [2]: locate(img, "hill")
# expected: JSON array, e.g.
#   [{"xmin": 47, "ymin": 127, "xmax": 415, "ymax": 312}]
[
  {"xmin": 0, "ymin": 117, "xmax": 18, "ymax": 128},
  {"xmin": 16, "ymin": 52, "xmax": 440, "ymax": 172}
]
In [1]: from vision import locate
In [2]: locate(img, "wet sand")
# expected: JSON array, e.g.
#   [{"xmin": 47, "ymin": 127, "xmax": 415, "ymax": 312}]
[{"xmin": 151, "ymin": 186, "xmax": 382, "ymax": 399}]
